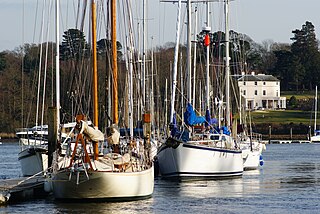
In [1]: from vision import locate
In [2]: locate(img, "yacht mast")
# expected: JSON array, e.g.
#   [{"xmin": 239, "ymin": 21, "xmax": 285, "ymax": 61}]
[
  {"xmin": 314, "ymin": 86, "xmax": 318, "ymax": 135},
  {"xmin": 205, "ymin": 1, "xmax": 210, "ymax": 111},
  {"xmin": 55, "ymin": 0, "xmax": 60, "ymax": 133},
  {"xmin": 111, "ymin": 0, "xmax": 118, "ymax": 124},
  {"xmin": 91, "ymin": 0, "xmax": 99, "ymax": 159},
  {"xmin": 169, "ymin": 0, "xmax": 182, "ymax": 123},
  {"xmin": 225, "ymin": 0, "xmax": 231, "ymax": 129},
  {"xmin": 187, "ymin": 0, "xmax": 192, "ymax": 103}
]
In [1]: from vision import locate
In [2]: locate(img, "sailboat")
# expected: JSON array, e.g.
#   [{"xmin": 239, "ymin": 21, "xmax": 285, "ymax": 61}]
[
  {"xmin": 311, "ymin": 86, "xmax": 320, "ymax": 143},
  {"xmin": 238, "ymin": 91, "xmax": 265, "ymax": 170},
  {"xmin": 50, "ymin": 0, "xmax": 154, "ymax": 200},
  {"xmin": 239, "ymin": 131, "xmax": 265, "ymax": 170},
  {"xmin": 156, "ymin": 0, "xmax": 243, "ymax": 179}
]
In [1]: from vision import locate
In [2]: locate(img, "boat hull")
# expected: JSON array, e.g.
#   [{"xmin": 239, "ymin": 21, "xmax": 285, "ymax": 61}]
[
  {"xmin": 157, "ymin": 142, "xmax": 243, "ymax": 179},
  {"xmin": 52, "ymin": 166, "xmax": 154, "ymax": 200},
  {"xmin": 18, "ymin": 147, "xmax": 47, "ymax": 176},
  {"xmin": 242, "ymin": 149, "xmax": 261, "ymax": 170}
]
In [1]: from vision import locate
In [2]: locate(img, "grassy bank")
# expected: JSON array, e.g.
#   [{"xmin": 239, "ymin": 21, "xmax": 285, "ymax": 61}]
[
  {"xmin": 249, "ymin": 110, "xmax": 314, "ymax": 140},
  {"xmin": 281, "ymin": 90, "xmax": 314, "ymax": 100},
  {"xmin": 250, "ymin": 110, "xmax": 313, "ymax": 124}
]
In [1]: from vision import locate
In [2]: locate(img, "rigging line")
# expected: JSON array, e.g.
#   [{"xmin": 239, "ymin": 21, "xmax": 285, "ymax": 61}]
[
  {"xmin": 32, "ymin": 0, "xmax": 40, "ymax": 44},
  {"xmin": 41, "ymin": 0, "xmax": 54, "ymax": 128},
  {"xmin": 35, "ymin": 0, "xmax": 47, "ymax": 128},
  {"xmin": 22, "ymin": 0, "xmax": 25, "ymax": 128}
]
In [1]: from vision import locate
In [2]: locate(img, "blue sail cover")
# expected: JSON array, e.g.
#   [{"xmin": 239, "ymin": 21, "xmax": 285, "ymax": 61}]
[
  {"xmin": 184, "ymin": 103, "xmax": 206, "ymax": 126},
  {"xmin": 205, "ymin": 109, "xmax": 218, "ymax": 127},
  {"xmin": 214, "ymin": 126, "xmax": 230, "ymax": 135}
]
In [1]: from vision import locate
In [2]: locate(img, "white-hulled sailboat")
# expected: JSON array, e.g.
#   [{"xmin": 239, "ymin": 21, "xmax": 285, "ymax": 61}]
[
  {"xmin": 156, "ymin": 0, "xmax": 243, "ymax": 179},
  {"xmin": 50, "ymin": 0, "xmax": 153, "ymax": 200}
]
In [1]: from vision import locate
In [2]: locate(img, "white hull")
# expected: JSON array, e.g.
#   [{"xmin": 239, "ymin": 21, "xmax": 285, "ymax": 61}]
[
  {"xmin": 52, "ymin": 166, "xmax": 154, "ymax": 200},
  {"xmin": 242, "ymin": 149, "xmax": 261, "ymax": 170},
  {"xmin": 157, "ymin": 142, "xmax": 243, "ymax": 179},
  {"xmin": 311, "ymin": 135, "xmax": 320, "ymax": 143},
  {"xmin": 18, "ymin": 147, "xmax": 48, "ymax": 176}
]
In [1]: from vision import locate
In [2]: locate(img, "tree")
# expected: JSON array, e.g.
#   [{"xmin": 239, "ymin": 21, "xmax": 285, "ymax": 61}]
[
  {"xmin": 272, "ymin": 50, "xmax": 305, "ymax": 91},
  {"xmin": 291, "ymin": 21, "xmax": 320, "ymax": 89},
  {"xmin": 0, "ymin": 52, "xmax": 6, "ymax": 71},
  {"xmin": 60, "ymin": 29, "xmax": 89, "ymax": 61}
]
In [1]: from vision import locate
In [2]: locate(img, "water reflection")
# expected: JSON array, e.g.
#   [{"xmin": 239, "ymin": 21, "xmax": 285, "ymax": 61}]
[
  {"xmin": 54, "ymin": 197, "xmax": 155, "ymax": 214},
  {"xmin": 3, "ymin": 143, "xmax": 320, "ymax": 213}
]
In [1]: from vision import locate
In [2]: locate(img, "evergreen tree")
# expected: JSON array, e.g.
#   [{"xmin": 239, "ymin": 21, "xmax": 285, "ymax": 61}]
[
  {"xmin": 291, "ymin": 21, "xmax": 320, "ymax": 89},
  {"xmin": 60, "ymin": 29, "xmax": 89, "ymax": 61}
]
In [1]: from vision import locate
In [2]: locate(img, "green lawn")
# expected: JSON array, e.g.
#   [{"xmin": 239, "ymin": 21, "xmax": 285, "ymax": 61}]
[
  {"xmin": 281, "ymin": 91, "xmax": 315, "ymax": 100},
  {"xmin": 250, "ymin": 110, "xmax": 314, "ymax": 124}
]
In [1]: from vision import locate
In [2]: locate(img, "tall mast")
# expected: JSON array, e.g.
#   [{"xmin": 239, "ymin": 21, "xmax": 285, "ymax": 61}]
[
  {"xmin": 56, "ymin": 0, "xmax": 60, "ymax": 133},
  {"xmin": 192, "ymin": 7, "xmax": 197, "ymax": 108},
  {"xmin": 170, "ymin": 0, "xmax": 182, "ymax": 123},
  {"xmin": 91, "ymin": 0, "xmax": 99, "ymax": 159},
  {"xmin": 128, "ymin": 41, "xmax": 134, "ymax": 138},
  {"xmin": 314, "ymin": 85, "xmax": 318, "ymax": 135},
  {"xmin": 205, "ymin": 1, "xmax": 210, "ymax": 111},
  {"xmin": 92, "ymin": 0, "xmax": 98, "ymax": 126},
  {"xmin": 225, "ymin": 0, "xmax": 231, "ymax": 129},
  {"xmin": 142, "ymin": 0, "xmax": 147, "ymax": 106},
  {"xmin": 111, "ymin": 0, "xmax": 118, "ymax": 124},
  {"xmin": 187, "ymin": 0, "xmax": 192, "ymax": 103}
]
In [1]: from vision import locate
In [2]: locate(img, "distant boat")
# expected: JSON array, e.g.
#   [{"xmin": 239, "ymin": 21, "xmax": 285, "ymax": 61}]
[
  {"xmin": 240, "ymin": 133, "xmax": 266, "ymax": 170},
  {"xmin": 311, "ymin": 86, "xmax": 320, "ymax": 143},
  {"xmin": 16, "ymin": 123, "xmax": 75, "ymax": 176}
]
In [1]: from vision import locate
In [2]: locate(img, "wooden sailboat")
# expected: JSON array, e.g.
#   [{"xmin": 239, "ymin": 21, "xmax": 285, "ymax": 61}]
[
  {"xmin": 156, "ymin": 0, "xmax": 243, "ymax": 179},
  {"xmin": 50, "ymin": 0, "xmax": 153, "ymax": 200}
]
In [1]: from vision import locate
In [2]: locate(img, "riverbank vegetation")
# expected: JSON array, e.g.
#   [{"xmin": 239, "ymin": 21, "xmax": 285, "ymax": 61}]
[{"xmin": 1, "ymin": 21, "xmax": 320, "ymax": 138}]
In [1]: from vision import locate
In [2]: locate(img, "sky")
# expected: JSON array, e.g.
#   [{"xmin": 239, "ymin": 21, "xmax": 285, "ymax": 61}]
[{"xmin": 0, "ymin": 0, "xmax": 320, "ymax": 51}]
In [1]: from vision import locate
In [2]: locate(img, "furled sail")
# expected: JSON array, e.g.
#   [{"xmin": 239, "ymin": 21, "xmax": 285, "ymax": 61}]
[{"xmin": 184, "ymin": 103, "xmax": 205, "ymax": 126}]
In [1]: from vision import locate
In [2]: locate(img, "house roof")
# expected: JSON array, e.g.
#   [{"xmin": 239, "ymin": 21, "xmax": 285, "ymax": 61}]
[{"xmin": 237, "ymin": 74, "xmax": 279, "ymax": 82}]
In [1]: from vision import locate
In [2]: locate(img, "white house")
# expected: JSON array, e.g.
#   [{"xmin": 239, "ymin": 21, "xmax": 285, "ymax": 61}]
[{"xmin": 237, "ymin": 72, "xmax": 286, "ymax": 110}]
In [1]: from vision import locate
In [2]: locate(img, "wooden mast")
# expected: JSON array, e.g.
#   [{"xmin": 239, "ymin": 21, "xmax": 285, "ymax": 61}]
[
  {"xmin": 111, "ymin": 0, "xmax": 118, "ymax": 124},
  {"xmin": 91, "ymin": 0, "xmax": 99, "ymax": 159}
]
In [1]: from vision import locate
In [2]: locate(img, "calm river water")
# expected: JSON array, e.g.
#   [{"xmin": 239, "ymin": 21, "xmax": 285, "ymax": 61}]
[{"xmin": 1, "ymin": 141, "xmax": 320, "ymax": 213}]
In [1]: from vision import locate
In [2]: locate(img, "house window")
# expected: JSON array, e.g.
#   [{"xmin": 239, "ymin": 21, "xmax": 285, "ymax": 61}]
[
  {"xmin": 263, "ymin": 82, "xmax": 266, "ymax": 85},
  {"xmin": 243, "ymin": 90, "xmax": 246, "ymax": 95},
  {"xmin": 255, "ymin": 90, "xmax": 257, "ymax": 95},
  {"xmin": 276, "ymin": 91, "xmax": 279, "ymax": 96},
  {"xmin": 263, "ymin": 90, "xmax": 266, "ymax": 95},
  {"xmin": 255, "ymin": 81, "xmax": 257, "ymax": 86},
  {"xmin": 276, "ymin": 82, "xmax": 278, "ymax": 85},
  {"xmin": 243, "ymin": 81, "xmax": 246, "ymax": 85}
]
